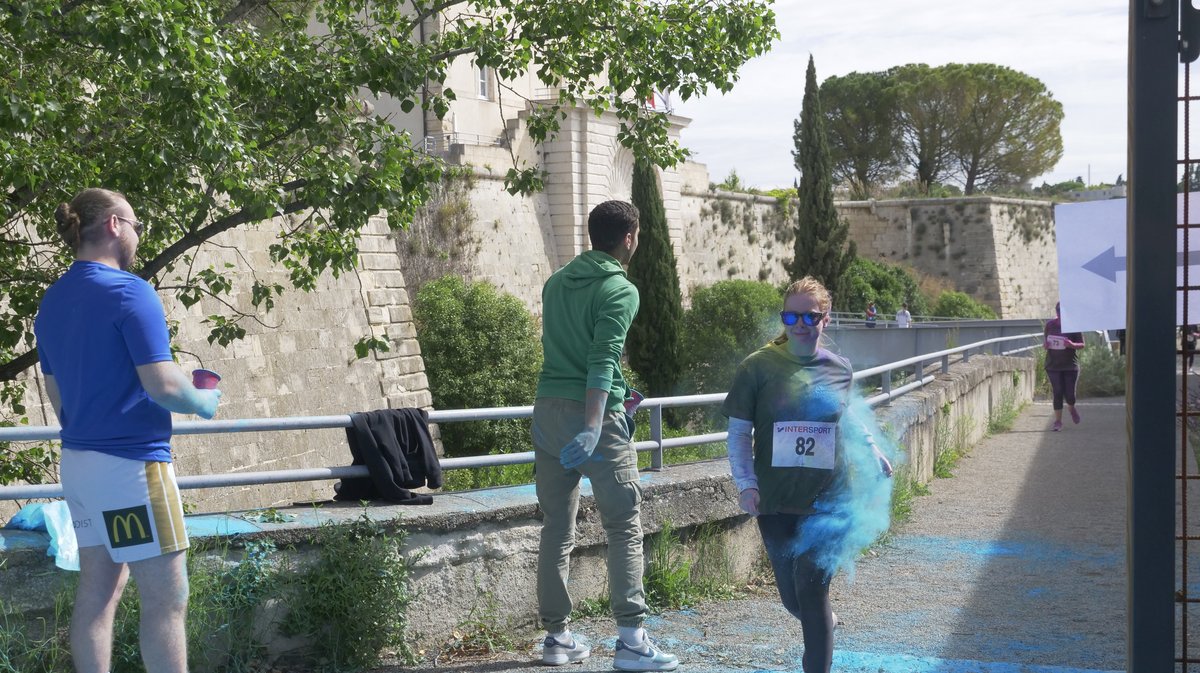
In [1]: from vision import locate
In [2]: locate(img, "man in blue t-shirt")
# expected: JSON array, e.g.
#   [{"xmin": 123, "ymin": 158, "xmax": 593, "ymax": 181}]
[{"xmin": 34, "ymin": 188, "xmax": 221, "ymax": 673}]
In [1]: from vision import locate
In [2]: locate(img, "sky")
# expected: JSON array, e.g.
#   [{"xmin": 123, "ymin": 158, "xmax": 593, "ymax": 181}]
[{"xmin": 673, "ymin": 0, "xmax": 1128, "ymax": 192}]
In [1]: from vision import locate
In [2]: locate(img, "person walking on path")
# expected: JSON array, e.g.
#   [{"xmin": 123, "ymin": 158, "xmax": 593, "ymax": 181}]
[
  {"xmin": 531, "ymin": 200, "xmax": 678, "ymax": 672},
  {"xmin": 895, "ymin": 303, "xmax": 912, "ymax": 329},
  {"xmin": 1043, "ymin": 302, "xmax": 1085, "ymax": 432},
  {"xmin": 721, "ymin": 276, "xmax": 893, "ymax": 673},
  {"xmin": 34, "ymin": 188, "xmax": 222, "ymax": 673},
  {"xmin": 1183, "ymin": 324, "xmax": 1199, "ymax": 372}
]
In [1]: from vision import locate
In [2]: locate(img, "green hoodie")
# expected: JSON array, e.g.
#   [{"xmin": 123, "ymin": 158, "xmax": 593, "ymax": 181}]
[{"xmin": 536, "ymin": 250, "xmax": 639, "ymax": 411}]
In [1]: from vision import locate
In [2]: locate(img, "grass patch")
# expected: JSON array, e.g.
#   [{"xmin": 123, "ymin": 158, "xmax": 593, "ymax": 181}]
[
  {"xmin": 442, "ymin": 463, "xmax": 534, "ymax": 492},
  {"xmin": 933, "ymin": 408, "xmax": 975, "ymax": 479},
  {"xmin": 572, "ymin": 595, "xmax": 612, "ymax": 620},
  {"xmin": 436, "ymin": 592, "xmax": 519, "ymax": 662},
  {"xmin": 0, "ymin": 595, "xmax": 72, "ymax": 673},
  {"xmin": 889, "ymin": 476, "xmax": 930, "ymax": 523},
  {"xmin": 574, "ymin": 519, "xmax": 741, "ymax": 619},
  {"xmin": 644, "ymin": 520, "xmax": 737, "ymax": 611},
  {"xmin": 1034, "ymin": 348, "xmax": 1050, "ymax": 397},
  {"xmin": 987, "ymin": 385, "xmax": 1024, "ymax": 435}
]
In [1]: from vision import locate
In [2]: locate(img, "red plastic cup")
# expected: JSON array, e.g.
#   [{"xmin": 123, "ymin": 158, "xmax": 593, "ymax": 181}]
[
  {"xmin": 192, "ymin": 369, "xmax": 222, "ymax": 389},
  {"xmin": 624, "ymin": 389, "xmax": 644, "ymax": 415}
]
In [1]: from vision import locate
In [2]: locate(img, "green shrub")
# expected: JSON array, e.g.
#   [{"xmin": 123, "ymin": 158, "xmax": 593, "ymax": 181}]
[
  {"xmin": 413, "ymin": 276, "xmax": 542, "ymax": 464},
  {"xmin": 680, "ymin": 280, "xmax": 781, "ymax": 398},
  {"xmin": 930, "ymin": 291, "xmax": 996, "ymax": 319},
  {"xmin": 838, "ymin": 257, "xmax": 929, "ymax": 316},
  {"xmin": 280, "ymin": 513, "xmax": 419, "ymax": 671},
  {"xmin": 1077, "ymin": 336, "xmax": 1125, "ymax": 397},
  {"xmin": 186, "ymin": 539, "xmax": 279, "ymax": 672},
  {"xmin": 1034, "ymin": 347, "xmax": 1050, "ymax": 396}
]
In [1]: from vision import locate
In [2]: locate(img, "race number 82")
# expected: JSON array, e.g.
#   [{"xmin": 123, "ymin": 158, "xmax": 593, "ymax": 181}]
[
  {"xmin": 795, "ymin": 436, "xmax": 816, "ymax": 456},
  {"xmin": 771, "ymin": 421, "xmax": 836, "ymax": 470}
]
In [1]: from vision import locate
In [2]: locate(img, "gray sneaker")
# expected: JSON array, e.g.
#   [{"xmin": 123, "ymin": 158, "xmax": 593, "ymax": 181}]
[
  {"xmin": 542, "ymin": 635, "xmax": 590, "ymax": 666},
  {"xmin": 612, "ymin": 636, "xmax": 679, "ymax": 671}
]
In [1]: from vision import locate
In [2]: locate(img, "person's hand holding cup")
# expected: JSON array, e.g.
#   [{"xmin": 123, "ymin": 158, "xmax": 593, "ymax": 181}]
[{"xmin": 191, "ymin": 369, "xmax": 223, "ymax": 419}]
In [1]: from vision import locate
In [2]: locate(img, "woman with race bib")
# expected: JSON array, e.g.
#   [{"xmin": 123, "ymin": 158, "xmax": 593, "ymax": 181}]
[
  {"xmin": 721, "ymin": 276, "xmax": 892, "ymax": 673},
  {"xmin": 1043, "ymin": 302, "xmax": 1085, "ymax": 432}
]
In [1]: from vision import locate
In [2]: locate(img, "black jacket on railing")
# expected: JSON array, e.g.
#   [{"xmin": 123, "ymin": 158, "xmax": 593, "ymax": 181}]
[{"xmin": 335, "ymin": 408, "xmax": 442, "ymax": 505}]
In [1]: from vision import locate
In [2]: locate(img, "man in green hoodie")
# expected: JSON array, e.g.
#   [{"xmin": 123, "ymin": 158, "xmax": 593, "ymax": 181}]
[{"xmin": 532, "ymin": 200, "xmax": 678, "ymax": 672}]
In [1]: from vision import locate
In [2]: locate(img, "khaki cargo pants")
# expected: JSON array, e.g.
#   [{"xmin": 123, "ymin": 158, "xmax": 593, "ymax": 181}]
[{"xmin": 532, "ymin": 397, "xmax": 647, "ymax": 632}]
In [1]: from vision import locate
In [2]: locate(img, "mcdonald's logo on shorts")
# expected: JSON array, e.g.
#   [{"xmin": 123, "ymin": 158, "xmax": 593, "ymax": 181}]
[{"xmin": 103, "ymin": 505, "xmax": 153, "ymax": 549}]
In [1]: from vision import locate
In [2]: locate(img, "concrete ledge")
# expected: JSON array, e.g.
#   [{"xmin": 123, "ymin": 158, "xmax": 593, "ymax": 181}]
[{"xmin": 0, "ymin": 354, "xmax": 1035, "ymax": 649}]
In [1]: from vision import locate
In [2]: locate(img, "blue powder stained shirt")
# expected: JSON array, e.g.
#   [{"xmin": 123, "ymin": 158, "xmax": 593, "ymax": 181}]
[{"xmin": 721, "ymin": 343, "xmax": 853, "ymax": 515}]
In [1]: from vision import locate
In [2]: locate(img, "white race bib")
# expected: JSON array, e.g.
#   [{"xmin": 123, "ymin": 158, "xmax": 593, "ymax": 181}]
[
  {"xmin": 1046, "ymin": 334, "xmax": 1067, "ymax": 350},
  {"xmin": 771, "ymin": 421, "xmax": 837, "ymax": 470}
]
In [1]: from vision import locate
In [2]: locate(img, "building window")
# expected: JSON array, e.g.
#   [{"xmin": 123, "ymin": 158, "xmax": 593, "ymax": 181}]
[{"xmin": 477, "ymin": 65, "xmax": 490, "ymax": 100}]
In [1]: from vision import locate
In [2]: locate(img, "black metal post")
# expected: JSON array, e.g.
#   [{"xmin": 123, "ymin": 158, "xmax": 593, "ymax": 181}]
[{"xmin": 1128, "ymin": 0, "xmax": 1177, "ymax": 669}]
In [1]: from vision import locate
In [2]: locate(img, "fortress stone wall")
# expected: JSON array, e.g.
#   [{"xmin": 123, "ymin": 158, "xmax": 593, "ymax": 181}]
[
  {"xmin": 671, "ymin": 165, "xmax": 1057, "ymax": 317},
  {"xmin": 837, "ymin": 197, "xmax": 1058, "ymax": 318}
]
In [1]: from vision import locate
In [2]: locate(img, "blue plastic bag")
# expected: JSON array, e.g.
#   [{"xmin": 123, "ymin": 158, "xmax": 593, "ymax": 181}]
[{"xmin": 5, "ymin": 501, "xmax": 80, "ymax": 571}]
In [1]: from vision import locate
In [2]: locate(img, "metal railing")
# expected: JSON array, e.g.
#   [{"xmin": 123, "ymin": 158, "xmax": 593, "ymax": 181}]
[
  {"xmin": 827, "ymin": 311, "xmax": 1027, "ymax": 327},
  {"xmin": 421, "ymin": 132, "xmax": 507, "ymax": 153},
  {"xmin": 0, "ymin": 333, "xmax": 1042, "ymax": 501}
]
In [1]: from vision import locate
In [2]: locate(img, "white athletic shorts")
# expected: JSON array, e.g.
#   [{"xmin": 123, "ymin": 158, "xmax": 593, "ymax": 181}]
[{"xmin": 60, "ymin": 448, "xmax": 189, "ymax": 563}]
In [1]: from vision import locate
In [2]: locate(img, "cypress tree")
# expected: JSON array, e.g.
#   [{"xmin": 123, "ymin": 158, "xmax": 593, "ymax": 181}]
[
  {"xmin": 790, "ymin": 55, "xmax": 857, "ymax": 302},
  {"xmin": 627, "ymin": 156, "xmax": 684, "ymax": 405}
]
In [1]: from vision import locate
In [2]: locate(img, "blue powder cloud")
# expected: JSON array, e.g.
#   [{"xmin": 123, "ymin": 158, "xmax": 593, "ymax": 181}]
[{"xmin": 791, "ymin": 394, "xmax": 903, "ymax": 581}]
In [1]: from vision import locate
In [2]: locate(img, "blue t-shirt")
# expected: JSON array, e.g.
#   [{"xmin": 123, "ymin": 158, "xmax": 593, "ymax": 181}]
[{"xmin": 34, "ymin": 261, "xmax": 174, "ymax": 461}]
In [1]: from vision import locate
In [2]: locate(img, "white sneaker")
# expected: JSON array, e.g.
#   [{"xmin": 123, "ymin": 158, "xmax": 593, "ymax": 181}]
[
  {"xmin": 542, "ymin": 635, "xmax": 590, "ymax": 666},
  {"xmin": 613, "ymin": 636, "xmax": 679, "ymax": 671}
]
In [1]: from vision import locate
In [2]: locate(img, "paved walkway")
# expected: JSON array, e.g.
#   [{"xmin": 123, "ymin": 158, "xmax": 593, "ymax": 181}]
[{"xmin": 381, "ymin": 397, "xmax": 1130, "ymax": 673}]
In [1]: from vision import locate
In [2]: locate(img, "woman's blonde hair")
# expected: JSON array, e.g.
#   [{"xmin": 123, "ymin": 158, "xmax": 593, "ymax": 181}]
[
  {"xmin": 771, "ymin": 276, "xmax": 833, "ymax": 346},
  {"xmin": 54, "ymin": 188, "xmax": 125, "ymax": 252}
]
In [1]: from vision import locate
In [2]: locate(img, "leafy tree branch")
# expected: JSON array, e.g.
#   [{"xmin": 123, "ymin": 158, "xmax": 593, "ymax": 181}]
[{"xmin": 0, "ymin": 0, "xmax": 776, "ymax": 483}]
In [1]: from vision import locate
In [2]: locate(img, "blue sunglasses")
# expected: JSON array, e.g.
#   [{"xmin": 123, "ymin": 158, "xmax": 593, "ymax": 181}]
[{"xmin": 780, "ymin": 311, "xmax": 825, "ymax": 327}]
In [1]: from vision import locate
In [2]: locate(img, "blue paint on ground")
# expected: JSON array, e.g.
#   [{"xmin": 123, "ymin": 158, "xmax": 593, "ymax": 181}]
[
  {"xmin": 447, "ymin": 483, "xmax": 538, "ymax": 505},
  {"xmin": 185, "ymin": 515, "xmax": 262, "ymax": 537},
  {"xmin": 897, "ymin": 536, "xmax": 1120, "ymax": 567}
]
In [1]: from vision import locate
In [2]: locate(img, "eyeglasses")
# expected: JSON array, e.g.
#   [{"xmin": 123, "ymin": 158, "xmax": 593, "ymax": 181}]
[
  {"xmin": 780, "ymin": 311, "xmax": 825, "ymax": 327},
  {"xmin": 115, "ymin": 215, "xmax": 143, "ymax": 236}
]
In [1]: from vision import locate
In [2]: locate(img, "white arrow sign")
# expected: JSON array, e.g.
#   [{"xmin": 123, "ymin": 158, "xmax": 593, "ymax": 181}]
[{"xmin": 1056, "ymin": 194, "xmax": 1200, "ymax": 332}]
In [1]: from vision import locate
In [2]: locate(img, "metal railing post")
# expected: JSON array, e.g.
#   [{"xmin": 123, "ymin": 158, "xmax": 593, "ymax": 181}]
[
  {"xmin": 650, "ymin": 406, "xmax": 664, "ymax": 471},
  {"xmin": 941, "ymin": 353, "xmax": 950, "ymax": 374}
]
